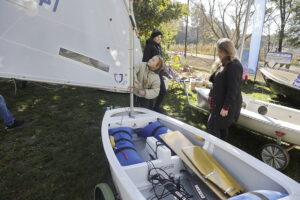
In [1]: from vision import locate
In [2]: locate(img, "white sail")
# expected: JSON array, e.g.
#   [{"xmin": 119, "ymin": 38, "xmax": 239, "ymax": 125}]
[{"xmin": 0, "ymin": 0, "xmax": 142, "ymax": 92}]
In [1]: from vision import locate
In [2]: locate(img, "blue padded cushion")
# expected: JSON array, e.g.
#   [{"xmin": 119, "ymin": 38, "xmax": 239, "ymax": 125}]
[
  {"xmin": 138, "ymin": 121, "xmax": 168, "ymax": 140},
  {"xmin": 114, "ymin": 139, "xmax": 143, "ymax": 166},
  {"xmin": 109, "ymin": 127, "xmax": 133, "ymax": 141},
  {"xmin": 109, "ymin": 127, "xmax": 143, "ymax": 166},
  {"xmin": 228, "ymin": 190, "xmax": 288, "ymax": 200},
  {"xmin": 115, "ymin": 148, "xmax": 143, "ymax": 166}
]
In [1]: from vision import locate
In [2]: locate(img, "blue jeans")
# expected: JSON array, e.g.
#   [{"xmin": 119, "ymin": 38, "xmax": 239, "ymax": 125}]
[{"xmin": 0, "ymin": 95, "xmax": 14, "ymax": 125}]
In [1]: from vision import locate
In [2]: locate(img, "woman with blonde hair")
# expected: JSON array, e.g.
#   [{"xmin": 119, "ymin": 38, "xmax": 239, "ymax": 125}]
[{"xmin": 207, "ymin": 38, "xmax": 243, "ymax": 140}]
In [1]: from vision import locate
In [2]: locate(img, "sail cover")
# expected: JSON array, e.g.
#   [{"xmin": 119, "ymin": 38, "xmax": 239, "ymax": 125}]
[{"xmin": 0, "ymin": 0, "xmax": 142, "ymax": 92}]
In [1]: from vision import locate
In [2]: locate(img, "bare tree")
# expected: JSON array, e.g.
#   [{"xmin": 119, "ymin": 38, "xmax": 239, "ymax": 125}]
[
  {"xmin": 190, "ymin": 0, "xmax": 252, "ymax": 49},
  {"xmin": 228, "ymin": 0, "xmax": 249, "ymax": 49},
  {"xmin": 190, "ymin": 2, "xmax": 216, "ymax": 44},
  {"xmin": 218, "ymin": 0, "xmax": 233, "ymax": 39},
  {"xmin": 263, "ymin": 4, "xmax": 278, "ymax": 53},
  {"xmin": 274, "ymin": 0, "xmax": 294, "ymax": 52}
]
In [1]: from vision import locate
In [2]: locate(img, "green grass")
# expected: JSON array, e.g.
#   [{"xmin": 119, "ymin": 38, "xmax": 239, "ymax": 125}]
[
  {"xmin": 241, "ymin": 79, "xmax": 275, "ymax": 101},
  {"xmin": 0, "ymin": 80, "xmax": 129, "ymax": 200},
  {"xmin": 0, "ymin": 79, "xmax": 299, "ymax": 200}
]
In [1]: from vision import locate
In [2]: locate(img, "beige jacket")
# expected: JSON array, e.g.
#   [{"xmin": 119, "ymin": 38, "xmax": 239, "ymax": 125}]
[{"xmin": 133, "ymin": 62, "xmax": 161, "ymax": 99}]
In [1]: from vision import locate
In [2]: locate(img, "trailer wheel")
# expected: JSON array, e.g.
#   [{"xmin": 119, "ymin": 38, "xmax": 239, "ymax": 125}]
[
  {"xmin": 94, "ymin": 183, "xmax": 115, "ymax": 200},
  {"xmin": 261, "ymin": 143, "xmax": 290, "ymax": 171}
]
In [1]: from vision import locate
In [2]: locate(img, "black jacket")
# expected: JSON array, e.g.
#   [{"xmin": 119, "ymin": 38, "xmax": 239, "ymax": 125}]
[
  {"xmin": 142, "ymin": 39, "xmax": 162, "ymax": 62},
  {"xmin": 208, "ymin": 59, "xmax": 243, "ymax": 129}
]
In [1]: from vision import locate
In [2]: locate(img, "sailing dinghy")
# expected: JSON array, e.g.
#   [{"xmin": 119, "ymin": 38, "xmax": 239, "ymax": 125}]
[
  {"xmin": 101, "ymin": 107, "xmax": 300, "ymax": 200},
  {"xmin": 259, "ymin": 67, "xmax": 300, "ymax": 103},
  {"xmin": 195, "ymin": 87, "xmax": 300, "ymax": 170}
]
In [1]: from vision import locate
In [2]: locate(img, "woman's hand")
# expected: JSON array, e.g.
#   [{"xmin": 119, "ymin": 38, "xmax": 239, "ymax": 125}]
[
  {"xmin": 138, "ymin": 89, "xmax": 145, "ymax": 96},
  {"xmin": 220, "ymin": 108, "xmax": 228, "ymax": 117},
  {"xmin": 133, "ymin": 82, "xmax": 140, "ymax": 88},
  {"xmin": 128, "ymin": 82, "xmax": 140, "ymax": 89}
]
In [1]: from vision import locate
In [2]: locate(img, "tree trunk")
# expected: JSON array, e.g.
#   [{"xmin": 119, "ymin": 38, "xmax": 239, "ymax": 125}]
[{"xmin": 278, "ymin": 27, "xmax": 285, "ymax": 52}]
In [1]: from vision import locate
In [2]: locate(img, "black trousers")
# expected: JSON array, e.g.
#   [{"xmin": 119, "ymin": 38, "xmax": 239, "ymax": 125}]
[
  {"xmin": 134, "ymin": 95, "xmax": 155, "ymax": 110},
  {"xmin": 153, "ymin": 74, "xmax": 166, "ymax": 112},
  {"xmin": 207, "ymin": 113, "xmax": 229, "ymax": 141}
]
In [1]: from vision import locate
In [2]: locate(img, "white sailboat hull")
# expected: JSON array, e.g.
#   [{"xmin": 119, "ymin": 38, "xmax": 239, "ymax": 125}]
[
  {"xmin": 196, "ymin": 87, "xmax": 300, "ymax": 146},
  {"xmin": 101, "ymin": 107, "xmax": 300, "ymax": 200},
  {"xmin": 259, "ymin": 68, "xmax": 300, "ymax": 102}
]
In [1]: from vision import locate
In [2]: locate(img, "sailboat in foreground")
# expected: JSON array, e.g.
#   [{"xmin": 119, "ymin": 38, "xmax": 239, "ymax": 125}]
[{"xmin": 101, "ymin": 107, "xmax": 300, "ymax": 200}]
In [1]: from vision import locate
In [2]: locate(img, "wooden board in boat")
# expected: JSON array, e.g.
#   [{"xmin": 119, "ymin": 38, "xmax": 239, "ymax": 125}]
[
  {"xmin": 160, "ymin": 131, "xmax": 228, "ymax": 199},
  {"xmin": 182, "ymin": 146, "xmax": 245, "ymax": 196}
]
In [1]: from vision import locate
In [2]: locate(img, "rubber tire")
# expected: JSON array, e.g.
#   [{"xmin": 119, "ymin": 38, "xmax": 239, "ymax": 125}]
[
  {"xmin": 260, "ymin": 143, "xmax": 290, "ymax": 171},
  {"xmin": 94, "ymin": 183, "xmax": 115, "ymax": 200}
]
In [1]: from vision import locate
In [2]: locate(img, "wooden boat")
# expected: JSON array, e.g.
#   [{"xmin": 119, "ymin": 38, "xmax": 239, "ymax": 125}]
[
  {"xmin": 259, "ymin": 67, "xmax": 300, "ymax": 103},
  {"xmin": 195, "ymin": 87, "xmax": 300, "ymax": 170}
]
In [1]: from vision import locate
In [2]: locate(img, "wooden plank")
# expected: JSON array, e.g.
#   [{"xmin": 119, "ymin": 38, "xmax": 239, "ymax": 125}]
[
  {"xmin": 182, "ymin": 146, "xmax": 245, "ymax": 196},
  {"xmin": 160, "ymin": 131, "xmax": 228, "ymax": 200}
]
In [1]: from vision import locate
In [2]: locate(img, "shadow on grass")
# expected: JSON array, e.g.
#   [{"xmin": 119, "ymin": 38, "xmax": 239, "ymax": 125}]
[
  {"xmin": 0, "ymin": 80, "xmax": 129, "ymax": 200},
  {"xmin": 241, "ymin": 80, "xmax": 273, "ymax": 96},
  {"xmin": 163, "ymin": 83, "xmax": 208, "ymax": 130},
  {"xmin": 242, "ymin": 79, "xmax": 300, "ymax": 109}
]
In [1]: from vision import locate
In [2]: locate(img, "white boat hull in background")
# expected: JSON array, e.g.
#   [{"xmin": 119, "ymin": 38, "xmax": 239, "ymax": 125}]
[
  {"xmin": 259, "ymin": 67, "xmax": 300, "ymax": 102},
  {"xmin": 195, "ymin": 87, "xmax": 300, "ymax": 146},
  {"xmin": 101, "ymin": 107, "xmax": 300, "ymax": 200}
]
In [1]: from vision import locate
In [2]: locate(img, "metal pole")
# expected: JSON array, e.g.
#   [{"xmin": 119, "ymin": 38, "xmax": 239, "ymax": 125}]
[
  {"xmin": 129, "ymin": 0, "xmax": 134, "ymax": 115},
  {"xmin": 196, "ymin": 26, "xmax": 199, "ymax": 56},
  {"xmin": 239, "ymin": 0, "xmax": 252, "ymax": 60},
  {"xmin": 184, "ymin": 0, "xmax": 190, "ymax": 58}
]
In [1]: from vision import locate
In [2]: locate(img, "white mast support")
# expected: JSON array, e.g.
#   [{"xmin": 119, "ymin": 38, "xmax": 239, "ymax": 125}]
[
  {"xmin": 129, "ymin": 0, "xmax": 135, "ymax": 115},
  {"xmin": 239, "ymin": 0, "xmax": 252, "ymax": 60}
]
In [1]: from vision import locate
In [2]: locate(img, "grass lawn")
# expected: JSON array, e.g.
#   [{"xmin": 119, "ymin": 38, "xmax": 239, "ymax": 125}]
[
  {"xmin": 0, "ymin": 80, "xmax": 129, "ymax": 200},
  {"xmin": 1, "ymin": 56, "xmax": 299, "ymax": 199}
]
